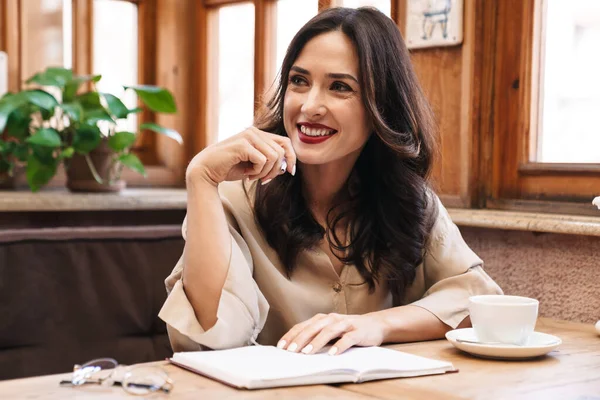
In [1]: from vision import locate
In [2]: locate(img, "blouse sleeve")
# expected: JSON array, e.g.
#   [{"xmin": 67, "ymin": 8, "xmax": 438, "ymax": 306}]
[
  {"xmin": 408, "ymin": 196, "xmax": 503, "ymax": 329},
  {"xmin": 158, "ymin": 195, "xmax": 270, "ymax": 352}
]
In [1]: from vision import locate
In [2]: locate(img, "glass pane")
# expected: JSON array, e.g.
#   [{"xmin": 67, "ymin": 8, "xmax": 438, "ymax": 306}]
[
  {"xmin": 341, "ymin": 0, "xmax": 391, "ymax": 18},
  {"xmin": 93, "ymin": 0, "xmax": 138, "ymax": 134},
  {"xmin": 537, "ymin": 0, "xmax": 600, "ymax": 163},
  {"xmin": 20, "ymin": 0, "xmax": 72, "ymax": 83},
  {"xmin": 217, "ymin": 3, "xmax": 255, "ymax": 142},
  {"xmin": 275, "ymin": 0, "xmax": 318, "ymax": 74}
]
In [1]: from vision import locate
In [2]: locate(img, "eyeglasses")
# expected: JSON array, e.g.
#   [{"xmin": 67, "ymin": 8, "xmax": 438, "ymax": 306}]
[{"xmin": 59, "ymin": 358, "xmax": 173, "ymax": 395}]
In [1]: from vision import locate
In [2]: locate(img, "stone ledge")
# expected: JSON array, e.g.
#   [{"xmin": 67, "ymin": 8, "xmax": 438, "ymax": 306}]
[
  {"xmin": 0, "ymin": 188, "xmax": 187, "ymax": 211},
  {"xmin": 448, "ymin": 208, "xmax": 600, "ymax": 237},
  {"xmin": 2, "ymin": 190, "xmax": 599, "ymax": 237}
]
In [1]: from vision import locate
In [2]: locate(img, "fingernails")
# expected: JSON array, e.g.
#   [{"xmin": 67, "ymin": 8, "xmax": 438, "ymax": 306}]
[
  {"xmin": 292, "ymin": 164, "xmax": 296, "ymax": 176},
  {"xmin": 277, "ymin": 340, "xmax": 286, "ymax": 349},
  {"xmin": 287, "ymin": 342, "xmax": 298, "ymax": 352},
  {"xmin": 328, "ymin": 346, "xmax": 338, "ymax": 356},
  {"xmin": 301, "ymin": 344, "xmax": 313, "ymax": 354},
  {"xmin": 261, "ymin": 179, "xmax": 272, "ymax": 185}
]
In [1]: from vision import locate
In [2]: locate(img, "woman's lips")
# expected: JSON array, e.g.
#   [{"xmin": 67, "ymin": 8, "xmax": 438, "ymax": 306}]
[{"xmin": 297, "ymin": 126, "xmax": 337, "ymax": 144}]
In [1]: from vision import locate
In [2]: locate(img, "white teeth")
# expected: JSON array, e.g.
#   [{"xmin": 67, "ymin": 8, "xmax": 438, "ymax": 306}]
[{"xmin": 299, "ymin": 125, "xmax": 336, "ymax": 137}]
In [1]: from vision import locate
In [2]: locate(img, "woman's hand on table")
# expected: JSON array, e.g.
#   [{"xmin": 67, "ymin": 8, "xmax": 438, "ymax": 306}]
[{"xmin": 276, "ymin": 313, "xmax": 387, "ymax": 356}]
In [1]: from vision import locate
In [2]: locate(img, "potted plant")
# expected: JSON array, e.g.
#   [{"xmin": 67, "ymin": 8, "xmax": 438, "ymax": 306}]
[{"xmin": 0, "ymin": 67, "xmax": 182, "ymax": 192}]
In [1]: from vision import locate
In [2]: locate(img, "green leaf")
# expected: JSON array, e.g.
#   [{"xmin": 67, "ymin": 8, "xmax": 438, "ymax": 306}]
[
  {"xmin": 118, "ymin": 153, "xmax": 146, "ymax": 176},
  {"xmin": 101, "ymin": 93, "xmax": 130, "ymax": 119},
  {"xmin": 0, "ymin": 158, "xmax": 11, "ymax": 174},
  {"xmin": 108, "ymin": 131, "xmax": 137, "ymax": 152},
  {"xmin": 31, "ymin": 144, "xmax": 55, "ymax": 164},
  {"xmin": 25, "ymin": 72, "xmax": 63, "ymax": 87},
  {"xmin": 124, "ymin": 85, "xmax": 177, "ymax": 113},
  {"xmin": 60, "ymin": 102, "xmax": 84, "ymax": 122},
  {"xmin": 44, "ymin": 67, "xmax": 73, "ymax": 85},
  {"xmin": 127, "ymin": 107, "xmax": 143, "ymax": 114},
  {"xmin": 0, "ymin": 92, "xmax": 15, "ymax": 101},
  {"xmin": 0, "ymin": 95, "xmax": 27, "ymax": 132},
  {"xmin": 59, "ymin": 147, "xmax": 75, "ymax": 160},
  {"xmin": 73, "ymin": 125, "xmax": 102, "ymax": 154},
  {"xmin": 13, "ymin": 143, "xmax": 30, "ymax": 162},
  {"xmin": 84, "ymin": 108, "xmax": 115, "ymax": 124},
  {"xmin": 26, "ymin": 128, "xmax": 62, "ymax": 147},
  {"xmin": 26, "ymin": 153, "xmax": 57, "ymax": 192},
  {"xmin": 139, "ymin": 122, "xmax": 183, "ymax": 144},
  {"xmin": 64, "ymin": 74, "xmax": 102, "ymax": 102},
  {"xmin": 20, "ymin": 90, "xmax": 59, "ymax": 112},
  {"xmin": 76, "ymin": 92, "xmax": 103, "ymax": 110},
  {"xmin": 5, "ymin": 106, "xmax": 32, "ymax": 140}
]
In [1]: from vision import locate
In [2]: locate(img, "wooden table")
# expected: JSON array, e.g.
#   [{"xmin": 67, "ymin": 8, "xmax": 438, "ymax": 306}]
[{"xmin": 2, "ymin": 318, "xmax": 599, "ymax": 399}]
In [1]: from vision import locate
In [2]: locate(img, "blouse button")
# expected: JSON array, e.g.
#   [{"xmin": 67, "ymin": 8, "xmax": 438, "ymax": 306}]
[{"xmin": 332, "ymin": 282, "xmax": 343, "ymax": 293}]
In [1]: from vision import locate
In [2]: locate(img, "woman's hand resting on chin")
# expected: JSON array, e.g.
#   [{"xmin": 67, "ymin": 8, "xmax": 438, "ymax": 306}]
[
  {"xmin": 186, "ymin": 126, "xmax": 297, "ymax": 187},
  {"xmin": 277, "ymin": 313, "xmax": 388, "ymax": 356}
]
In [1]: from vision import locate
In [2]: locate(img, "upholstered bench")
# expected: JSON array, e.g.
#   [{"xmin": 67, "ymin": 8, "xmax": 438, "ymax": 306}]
[{"xmin": 0, "ymin": 226, "xmax": 184, "ymax": 380}]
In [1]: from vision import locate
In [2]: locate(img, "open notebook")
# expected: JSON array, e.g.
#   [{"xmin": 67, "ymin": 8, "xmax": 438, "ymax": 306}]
[{"xmin": 170, "ymin": 345, "xmax": 456, "ymax": 389}]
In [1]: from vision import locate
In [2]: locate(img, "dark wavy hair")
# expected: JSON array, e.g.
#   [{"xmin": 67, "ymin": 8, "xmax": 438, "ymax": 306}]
[{"xmin": 252, "ymin": 7, "xmax": 438, "ymax": 301}]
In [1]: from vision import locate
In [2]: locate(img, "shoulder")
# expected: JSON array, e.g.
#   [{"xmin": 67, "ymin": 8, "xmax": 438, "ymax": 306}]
[{"xmin": 424, "ymin": 189, "xmax": 454, "ymax": 247}]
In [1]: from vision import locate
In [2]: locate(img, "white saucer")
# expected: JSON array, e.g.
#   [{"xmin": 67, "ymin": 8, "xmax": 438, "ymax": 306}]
[{"xmin": 445, "ymin": 328, "xmax": 562, "ymax": 360}]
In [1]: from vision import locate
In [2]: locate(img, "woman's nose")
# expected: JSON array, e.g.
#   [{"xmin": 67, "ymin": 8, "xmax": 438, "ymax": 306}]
[{"xmin": 300, "ymin": 88, "xmax": 326, "ymax": 118}]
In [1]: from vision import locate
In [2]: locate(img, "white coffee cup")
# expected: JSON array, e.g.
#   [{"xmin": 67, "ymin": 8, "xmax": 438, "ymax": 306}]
[{"xmin": 469, "ymin": 295, "xmax": 539, "ymax": 345}]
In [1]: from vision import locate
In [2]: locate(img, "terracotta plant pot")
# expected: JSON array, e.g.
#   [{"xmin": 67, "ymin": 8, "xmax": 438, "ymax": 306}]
[{"xmin": 66, "ymin": 140, "xmax": 126, "ymax": 192}]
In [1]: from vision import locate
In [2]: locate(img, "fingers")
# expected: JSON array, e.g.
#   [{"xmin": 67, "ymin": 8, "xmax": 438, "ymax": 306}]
[
  {"xmin": 301, "ymin": 319, "xmax": 352, "ymax": 355},
  {"xmin": 258, "ymin": 134, "xmax": 287, "ymax": 183},
  {"xmin": 277, "ymin": 313, "xmax": 328, "ymax": 352},
  {"xmin": 278, "ymin": 313, "xmax": 350, "ymax": 355},
  {"xmin": 240, "ymin": 140, "xmax": 268, "ymax": 176},
  {"xmin": 243, "ymin": 133, "xmax": 279, "ymax": 181},
  {"xmin": 330, "ymin": 332, "xmax": 362, "ymax": 356},
  {"xmin": 248, "ymin": 127, "xmax": 297, "ymax": 181},
  {"xmin": 269, "ymin": 133, "xmax": 297, "ymax": 176}
]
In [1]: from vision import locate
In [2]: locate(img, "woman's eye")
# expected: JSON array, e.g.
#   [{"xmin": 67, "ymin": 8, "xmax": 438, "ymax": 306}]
[
  {"xmin": 331, "ymin": 82, "xmax": 352, "ymax": 92},
  {"xmin": 289, "ymin": 75, "xmax": 307, "ymax": 86}
]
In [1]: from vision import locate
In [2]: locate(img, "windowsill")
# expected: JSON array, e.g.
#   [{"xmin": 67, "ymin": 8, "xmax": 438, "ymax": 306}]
[
  {"xmin": 2, "ymin": 190, "xmax": 599, "ymax": 236},
  {"xmin": 448, "ymin": 208, "xmax": 600, "ymax": 237},
  {"xmin": 0, "ymin": 188, "xmax": 187, "ymax": 211}
]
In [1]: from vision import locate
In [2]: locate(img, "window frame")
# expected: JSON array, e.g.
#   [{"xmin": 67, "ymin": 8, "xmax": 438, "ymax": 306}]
[
  {"xmin": 0, "ymin": 0, "xmax": 187, "ymax": 188},
  {"xmin": 484, "ymin": 0, "xmax": 600, "ymax": 215}
]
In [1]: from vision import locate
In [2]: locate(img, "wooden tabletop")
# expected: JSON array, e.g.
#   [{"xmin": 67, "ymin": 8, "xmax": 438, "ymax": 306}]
[{"xmin": 2, "ymin": 318, "xmax": 599, "ymax": 399}]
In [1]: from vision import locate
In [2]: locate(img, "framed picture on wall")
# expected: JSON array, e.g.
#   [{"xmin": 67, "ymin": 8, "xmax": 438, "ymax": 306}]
[{"xmin": 405, "ymin": 0, "xmax": 464, "ymax": 49}]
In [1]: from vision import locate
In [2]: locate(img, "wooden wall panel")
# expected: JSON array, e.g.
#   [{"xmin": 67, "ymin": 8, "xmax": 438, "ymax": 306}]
[
  {"xmin": 153, "ymin": 0, "xmax": 196, "ymax": 184},
  {"xmin": 137, "ymin": 0, "xmax": 158, "ymax": 165},
  {"xmin": 72, "ymin": 0, "xmax": 93, "ymax": 76},
  {"xmin": 398, "ymin": 0, "xmax": 485, "ymax": 208},
  {"xmin": 411, "ymin": 47, "xmax": 464, "ymax": 200}
]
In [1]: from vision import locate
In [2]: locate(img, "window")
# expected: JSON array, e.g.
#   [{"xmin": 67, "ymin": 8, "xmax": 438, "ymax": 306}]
[
  {"xmin": 341, "ymin": 0, "xmax": 391, "ymax": 17},
  {"xmin": 215, "ymin": 3, "xmax": 255, "ymax": 143},
  {"xmin": 488, "ymin": 0, "xmax": 600, "ymax": 210},
  {"xmin": 20, "ymin": 0, "xmax": 71, "ymax": 82},
  {"xmin": 274, "ymin": 0, "xmax": 318, "ymax": 74},
  {"xmin": 536, "ymin": 0, "xmax": 600, "ymax": 163},
  {"xmin": 93, "ymin": 0, "xmax": 139, "ymax": 134}
]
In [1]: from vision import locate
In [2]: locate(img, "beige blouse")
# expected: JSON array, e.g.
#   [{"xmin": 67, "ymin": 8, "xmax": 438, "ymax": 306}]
[{"xmin": 159, "ymin": 181, "xmax": 502, "ymax": 352}]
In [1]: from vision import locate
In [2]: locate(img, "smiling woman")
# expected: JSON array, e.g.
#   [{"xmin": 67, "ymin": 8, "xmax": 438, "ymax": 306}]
[{"xmin": 159, "ymin": 7, "xmax": 502, "ymax": 357}]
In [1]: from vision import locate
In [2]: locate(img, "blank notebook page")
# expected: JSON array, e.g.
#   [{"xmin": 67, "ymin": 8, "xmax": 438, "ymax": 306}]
[{"xmin": 174, "ymin": 345, "xmax": 451, "ymax": 381}]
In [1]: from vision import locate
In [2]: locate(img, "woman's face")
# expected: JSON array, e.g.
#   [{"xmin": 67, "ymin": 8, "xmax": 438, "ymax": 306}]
[{"xmin": 283, "ymin": 31, "xmax": 371, "ymax": 166}]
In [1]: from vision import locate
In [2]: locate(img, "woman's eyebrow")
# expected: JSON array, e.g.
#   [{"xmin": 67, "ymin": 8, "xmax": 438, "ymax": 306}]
[{"xmin": 291, "ymin": 66, "xmax": 358, "ymax": 84}]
